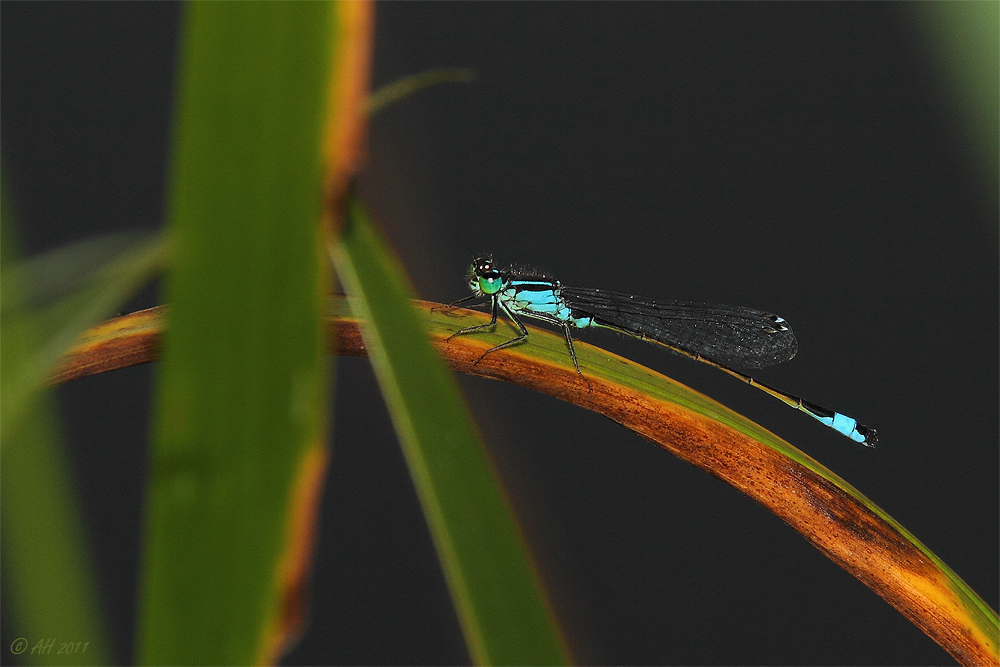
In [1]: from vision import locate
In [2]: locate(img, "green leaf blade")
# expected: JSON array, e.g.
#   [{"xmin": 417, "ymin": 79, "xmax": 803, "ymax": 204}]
[{"xmin": 138, "ymin": 4, "xmax": 333, "ymax": 664}]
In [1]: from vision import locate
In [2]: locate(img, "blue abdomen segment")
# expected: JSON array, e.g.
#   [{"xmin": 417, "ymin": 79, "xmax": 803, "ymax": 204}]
[
  {"xmin": 802, "ymin": 401, "xmax": 875, "ymax": 446},
  {"xmin": 505, "ymin": 281, "xmax": 594, "ymax": 328},
  {"xmin": 816, "ymin": 413, "xmax": 861, "ymax": 443}
]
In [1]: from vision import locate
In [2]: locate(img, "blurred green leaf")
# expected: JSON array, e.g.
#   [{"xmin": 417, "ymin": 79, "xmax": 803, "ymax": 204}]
[
  {"xmin": 1, "ymin": 181, "xmax": 112, "ymax": 665},
  {"xmin": 329, "ymin": 197, "xmax": 569, "ymax": 666},
  {"xmin": 910, "ymin": 1, "xmax": 1000, "ymax": 195},
  {"xmin": 138, "ymin": 4, "xmax": 333, "ymax": 664},
  {"xmin": 0, "ymin": 396, "xmax": 113, "ymax": 667}
]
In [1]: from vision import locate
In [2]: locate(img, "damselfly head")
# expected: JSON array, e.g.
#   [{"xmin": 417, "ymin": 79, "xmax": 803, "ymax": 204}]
[{"xmin": 468, "ymin": 256, "xmax": 503, "ymax": 296}]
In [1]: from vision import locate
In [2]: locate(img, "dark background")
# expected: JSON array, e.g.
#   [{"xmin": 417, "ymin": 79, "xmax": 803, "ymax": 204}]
[{"xmin": 3, "ymin": 2, "xmax": 997, "ymax": 665}]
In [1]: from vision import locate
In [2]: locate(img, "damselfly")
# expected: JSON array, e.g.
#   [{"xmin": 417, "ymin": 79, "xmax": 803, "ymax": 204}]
[{"xmin": 444, "ymin": 257, "xmax": 876, "ymax": 447}]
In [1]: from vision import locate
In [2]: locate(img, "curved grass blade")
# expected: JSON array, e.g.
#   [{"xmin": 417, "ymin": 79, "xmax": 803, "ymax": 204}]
[
  {"xmin": 138, "ymin": 4, "xmax": 335, "ymax": 664},
  {"xmin": 420, "ymin": 303, "xmax": 1000, "ymax": 667},
  {"xmin": 366, "ymin": 67, "xmax": 476, "ymax": 116},
  {"xmin": 55, "ymin": 299, "xmax": 1000, "ymax": 665},
  {"xmin": 328, "ymin": 198, "xmax": 569, "ymax": 666}
]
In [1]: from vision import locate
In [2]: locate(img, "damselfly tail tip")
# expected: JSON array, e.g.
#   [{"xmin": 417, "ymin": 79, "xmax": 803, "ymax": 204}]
[{"xmin": 857, "ymin": 425, "xmax": 878, "ymax": 448}]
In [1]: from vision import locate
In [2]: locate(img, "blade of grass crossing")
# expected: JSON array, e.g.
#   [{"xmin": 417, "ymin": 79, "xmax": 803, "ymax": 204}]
[{"xmin": 329, "ymin": 197, "xmax": 569, "ymax": 666}]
